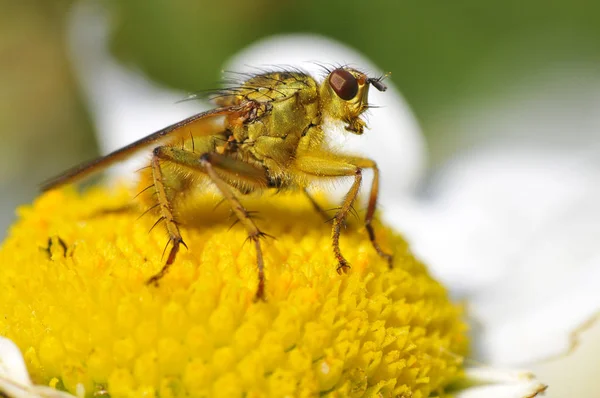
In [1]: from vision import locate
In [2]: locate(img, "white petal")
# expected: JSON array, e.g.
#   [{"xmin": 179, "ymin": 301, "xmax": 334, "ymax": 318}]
[
  {"xmin": 532, "ymin": 317, "xmax": 600, "ymax": 397},
  {"xmin": 455, "ymin": 367, "xmax": 547, "ymax": 398},
  {"xmin": 389, "ymin": 148, "xmax": 599, "ymax": 290},
  {"xmin": 455, "ymin": 383, "xmax": 547, "ymax": 398},
  {"xmin": 391, "ymin": 69, "xmax": 600, "ymax": 366},
  {"xmin": 224, "ymin": 34, "xmax": 427, "ymax": 203},
  {"xmin": 0, "ymin": 337, "xmax": 78, "ymax": 397},
  {"xmin": 34, "ymin": 386, "xmax": 80, "ymax": 398},
  {"xmin": 0, "ymin": 337, "xmax": 34, "ymax": 397},
  {"xmin": 457, "ymin": 149, "xmax": 600, "ymax": 365},
  {"xmin": 387, "ymin": 145, "xmax": 600, "ymax": 365},
  {"xmin": 464, "ymin": 367, "xmax": 540, "ymax": 385}
]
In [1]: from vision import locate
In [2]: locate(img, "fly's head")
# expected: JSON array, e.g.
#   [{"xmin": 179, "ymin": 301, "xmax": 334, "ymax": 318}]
[{"xmin": 320, "ymin": 67, "xmax": 388, "ymax": 135}]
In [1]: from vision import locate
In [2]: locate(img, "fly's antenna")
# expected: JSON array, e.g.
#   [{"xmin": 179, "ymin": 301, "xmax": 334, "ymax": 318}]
[{"xmin": 368, "ymin": 72, "xmax": 390, "ymax": 92}]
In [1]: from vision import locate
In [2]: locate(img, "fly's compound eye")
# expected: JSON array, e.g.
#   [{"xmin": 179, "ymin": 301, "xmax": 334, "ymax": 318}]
[{"xmin": 329, "ymin": 69, "xmax": 359, "ymax": 101}]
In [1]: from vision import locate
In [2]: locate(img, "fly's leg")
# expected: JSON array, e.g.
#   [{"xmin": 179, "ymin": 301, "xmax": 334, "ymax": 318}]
[
  {"xmin": 151, "ymin": 146, "xmax": 270, "ymax": 300},
  {"xmin": 295, "ymin": 156, "xmax": 363, "ymax": 273},
  {"xmin": 199, "ymin": 153, "xmax": 269, "ymax": 300},
  {"xmin": 350, "ymin": 157, "xmax": 394, "ymax": 268},
  {"xmin": 303, "ymin": 188, "xmax": 330, "ymax": 222},
  {"xmin": 295, "ymin": 154, "xmax": 393, "ymax": 273},
  {"xmin": 332, "ymin": 168, "xmax": 362, "ymax": 273},
  {"xmin": 146, "ymin": 154, "xmax": 187, "ymax": 285}
]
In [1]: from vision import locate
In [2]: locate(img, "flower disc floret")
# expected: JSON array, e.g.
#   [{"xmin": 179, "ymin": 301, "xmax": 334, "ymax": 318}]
[{"xmin": 0, "ymin": 188, "xmax": 468, "ymax": 397}]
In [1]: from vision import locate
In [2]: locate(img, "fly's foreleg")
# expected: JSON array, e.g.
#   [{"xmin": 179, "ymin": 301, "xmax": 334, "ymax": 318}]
[
  {"xmin": 332, "ymin": 168, "xmax": 362, "ymax": 273},
  {"xmin": 350, "ymin": 157, "xmax": 393, "ymax": 268},
  {"xmin": 295, "ymin": 156, "xmax": 364, "ymax": 273},
  {"xmin": 295, "ymin": 154, "xmax": 393, "ymax": 273}
]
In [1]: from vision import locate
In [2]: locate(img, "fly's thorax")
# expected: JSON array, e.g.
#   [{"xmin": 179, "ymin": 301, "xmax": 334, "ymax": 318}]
[
  {"xmin": 216, "ymin": 71, "xmax": 322, "ymax": 171},
  {"xmin": 242, "ymin": 92, "xmax": 319, "ymax": 166},
  {"xmin": 319, "ymin": 68, "xmax": 371, "ymax": 135}
]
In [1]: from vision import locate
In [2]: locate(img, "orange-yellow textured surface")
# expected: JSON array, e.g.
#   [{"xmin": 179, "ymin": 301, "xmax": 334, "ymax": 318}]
[{"xmin": 0, "ymin": 187, "xmax": 468, "ymax": 397}]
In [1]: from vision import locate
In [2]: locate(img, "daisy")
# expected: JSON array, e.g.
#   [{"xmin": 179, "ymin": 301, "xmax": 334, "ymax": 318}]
[{"xmin": 5, "ymin": 1, "xmax": 595, "ymax": 396}]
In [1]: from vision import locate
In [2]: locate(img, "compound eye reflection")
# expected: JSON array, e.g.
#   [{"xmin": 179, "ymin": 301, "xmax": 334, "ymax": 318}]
[{"xmin": 329, "ymin": 69, "xmax": 359, "ymax": 101}]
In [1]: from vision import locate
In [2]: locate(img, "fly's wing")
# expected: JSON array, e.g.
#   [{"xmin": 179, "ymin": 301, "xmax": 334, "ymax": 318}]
[{"xmin": 41, "ymin": 106, "xmax": 238, "ymax": 191}]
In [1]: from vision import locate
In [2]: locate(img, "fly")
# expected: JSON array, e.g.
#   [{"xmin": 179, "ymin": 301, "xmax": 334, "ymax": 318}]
[{"xmin": 42, "ymin": 66, "xmax": 391, "ymax": 300}]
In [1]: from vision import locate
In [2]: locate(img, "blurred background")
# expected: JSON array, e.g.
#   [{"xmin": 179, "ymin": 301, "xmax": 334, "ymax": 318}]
[{"xmin": 1, "ymin": 0, "xmax": 599, "ymax": 235}]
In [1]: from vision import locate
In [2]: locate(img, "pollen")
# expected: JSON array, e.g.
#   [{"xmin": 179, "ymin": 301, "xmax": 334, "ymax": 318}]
[{"xmin": 0, "ymin": 187, "xmax": 468, "ymax": 397}]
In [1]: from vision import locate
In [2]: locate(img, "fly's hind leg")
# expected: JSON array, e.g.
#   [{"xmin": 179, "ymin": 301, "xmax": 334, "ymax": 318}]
[{"xmin": 150, "ymin": 146, "xmax": 270, "ymax": 299}]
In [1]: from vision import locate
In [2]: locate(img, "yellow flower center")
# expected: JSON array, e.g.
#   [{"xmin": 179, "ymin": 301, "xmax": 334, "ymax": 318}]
[{"xmin": 0, "ymin": 187, "xmax": 467, "ymax": 397}]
